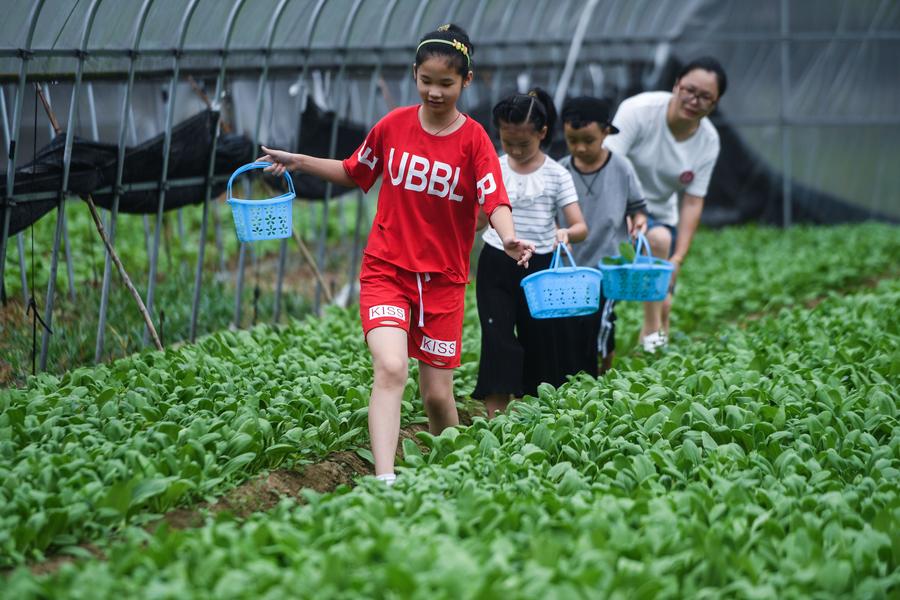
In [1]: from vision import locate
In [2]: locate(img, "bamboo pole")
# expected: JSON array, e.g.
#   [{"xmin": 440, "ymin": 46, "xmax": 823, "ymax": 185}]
[
  {"xmin": 34, "ymin": 83, "xmax": 62, "ymax": 136},
  {"xmin": 292, "ymin": 229, "xmax": 333, "ymax": 304},
  {"xmin": 85, "ymin": 194, "xmax": 163, "ymax": 351}
]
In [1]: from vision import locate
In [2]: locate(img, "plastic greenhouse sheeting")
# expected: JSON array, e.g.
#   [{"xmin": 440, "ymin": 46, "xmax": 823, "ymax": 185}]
[{"xmin": 1, "ymin": 0, "xmax": 898, "ymax": 226}]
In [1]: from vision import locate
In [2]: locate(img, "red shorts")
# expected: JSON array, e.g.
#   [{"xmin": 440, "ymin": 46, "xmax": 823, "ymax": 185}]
[{"xmin": 359, "ymin": 254, "xmax": 466, "ymax": 369}]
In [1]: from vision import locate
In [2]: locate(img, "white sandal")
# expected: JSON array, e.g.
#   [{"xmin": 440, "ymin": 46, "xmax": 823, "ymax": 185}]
[{"xmin": 641, "ymin": 331, "xmax": 668, "ymax": 353}]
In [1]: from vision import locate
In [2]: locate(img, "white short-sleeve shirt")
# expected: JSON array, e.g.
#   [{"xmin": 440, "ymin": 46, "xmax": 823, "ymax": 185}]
[
  {"xmin": 603, "ymin": 91, "xmax": 720, "ymax": 226},
  {"xmin": 482, "ymin": 154, "xmax": 579, "ymax": 254}
]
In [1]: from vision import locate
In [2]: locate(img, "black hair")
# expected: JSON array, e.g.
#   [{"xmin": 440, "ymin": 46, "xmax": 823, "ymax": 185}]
[
  {"xmin": 415, "ymin": 24, "xmax": 474, "ymax": 77},
  {"xmin": 561, "ymin": 96, "xmax": 616, "ymax": 131},
  {"xmin": 491, "ymin": 87, "xmax": 557, "ymax": 148},
  {"xmin": 677, "ymin": 56, "xmax": 728, "ymax": 98}
]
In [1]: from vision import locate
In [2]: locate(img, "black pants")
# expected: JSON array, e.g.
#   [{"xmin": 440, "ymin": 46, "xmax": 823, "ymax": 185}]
[{"xmin": 472, "ymin": 244, "xmax": 562, "ymax": 399}]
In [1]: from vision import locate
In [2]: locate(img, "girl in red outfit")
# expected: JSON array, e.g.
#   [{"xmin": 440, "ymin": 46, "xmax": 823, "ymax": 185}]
[{"xmin": 258, "ymin": 24, "xmax": 534, "ymax": 485}]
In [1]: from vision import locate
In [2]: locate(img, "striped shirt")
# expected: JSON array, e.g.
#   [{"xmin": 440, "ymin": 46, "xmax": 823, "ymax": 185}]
[{"xmin": 483, "ymin": 154, "xmax": 579, "ymax": 254}]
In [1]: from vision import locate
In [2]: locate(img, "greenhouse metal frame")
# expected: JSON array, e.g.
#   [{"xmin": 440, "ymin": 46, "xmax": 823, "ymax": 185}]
[{"xmin": 1, "ymin": 0, "xmax": 898, "ymax": 372}]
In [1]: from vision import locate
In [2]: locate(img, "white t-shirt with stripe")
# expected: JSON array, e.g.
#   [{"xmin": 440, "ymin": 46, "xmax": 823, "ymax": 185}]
[{"xmin": 482, "ymin": 154, "xmax": 579, "ymax": 254}]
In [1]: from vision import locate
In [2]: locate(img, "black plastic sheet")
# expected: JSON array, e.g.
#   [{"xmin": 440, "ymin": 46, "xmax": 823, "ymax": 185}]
[
  {"xmin": 1, "ymin": 110, "xmax": 255, "ymax": 238},
  {"xmin": 1, "ymin": 133, "xmax": 117, "ymax": 235},
  {"xmin": 276, "ymin": 98, "xmax": 365, "ymax": 201},
  {"xmin": 91, "ymin": 110, "xmax": 253, "ymax": 214}
]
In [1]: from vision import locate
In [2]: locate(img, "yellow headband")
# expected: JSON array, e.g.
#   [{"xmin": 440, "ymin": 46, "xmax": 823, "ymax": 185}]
[{"xmin": 416, "ymin": 38, "xmax": 471, "ymax": 69}]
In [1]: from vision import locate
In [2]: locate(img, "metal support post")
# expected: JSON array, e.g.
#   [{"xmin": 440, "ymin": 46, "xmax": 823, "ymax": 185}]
[
  {"xmin": 249, "ymin": 0, "xmax": 292, "ymax": 324},
  {"xmin": 0, "ymin": 82, "xmax": 29, "ymax": 303},
  {"xmin": 780, "ymin": 0, "xmax": 792, "ymax": 228},
  {"xmin": 1, "ymin": 1, "xmax": 45, "ymax": 308},
  {"xmin": 96, "ymin": 0, "xmax": 157, "ymax": 361},
  {"xmin": 143, "ymin": 0, "xmax": 204, "ymax": 346},
  {"xmin": 40, "ymin": 0, "xmax": 102, "ymax": 368}
]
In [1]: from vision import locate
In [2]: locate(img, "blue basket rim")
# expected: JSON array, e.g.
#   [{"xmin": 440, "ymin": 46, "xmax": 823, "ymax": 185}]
[
  {"xmin": 531, "ymin": 306, "xmax": 599, "ymax": 318},
  {"xmin": 226, "ymin": 191, "xmax": 296, "ymax": 206},
  {"xmin": 598, "ymin": 256, "xmax": 673, "ymax": 271},
  {"xmin": 520, "ymin": 266, "xmax": 603, "ymax": 286}
]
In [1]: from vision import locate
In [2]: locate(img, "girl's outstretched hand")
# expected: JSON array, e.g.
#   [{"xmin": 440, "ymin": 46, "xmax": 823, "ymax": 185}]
[
  {"xmin": 502, "ymin": 237, "xmax": 536, "ymax": 269},
  {"xmin": 256, "ymin": 146, "xmax": 296, "ymax": 177}
]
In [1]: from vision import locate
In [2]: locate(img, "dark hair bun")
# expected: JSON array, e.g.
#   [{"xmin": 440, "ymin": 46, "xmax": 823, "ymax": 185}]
[{"xmin": 492, "ymin": 87, "xmax": 557, "ymax": 148}]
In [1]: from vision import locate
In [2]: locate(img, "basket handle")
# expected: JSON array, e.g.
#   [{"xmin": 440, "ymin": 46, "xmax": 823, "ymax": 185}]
[
  {"xmin": 550, "ymin": 242, "xmax": 578, "ymax": 270},
  {"xmin": 633, "ymin": 232, "xmax": 653, "ymax": 263},
  {"xmin": 227, "ymin": 161, "xmax": 295, "ymax": 200}
]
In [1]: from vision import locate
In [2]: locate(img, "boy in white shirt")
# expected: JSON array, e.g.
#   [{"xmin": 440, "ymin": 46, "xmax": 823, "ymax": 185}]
[{"xmin": 604, "ymin": 57, "xmax": 727, "ymax": 352}]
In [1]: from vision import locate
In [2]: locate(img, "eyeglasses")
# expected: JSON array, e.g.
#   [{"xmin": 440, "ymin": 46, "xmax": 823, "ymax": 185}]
[{"xmin": 677, "ymin": 84, "xmax": 717, "ymax": 108}]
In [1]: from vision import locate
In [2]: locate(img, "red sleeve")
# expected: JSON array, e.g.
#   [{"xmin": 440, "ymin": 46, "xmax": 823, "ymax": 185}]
[
  {"xmin": 472, "ymin": 127, "xmax": 510, "ymax": 217},
  {"xmin": 342, "ymin": 118, "xmax": 384, "ymax": 193}
]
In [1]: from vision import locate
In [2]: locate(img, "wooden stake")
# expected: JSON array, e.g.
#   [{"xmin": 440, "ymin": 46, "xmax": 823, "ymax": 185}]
[
  {"xmin": 85, "ymin": 194, "xmax": 164, "ymax": 351},
  {"xmin": 34, "ymin": 83, "xmax": 62, "ymax": 136},
  {"xmin": 292, "ymin": 230, "xmax": 333, "ymax": 303}
]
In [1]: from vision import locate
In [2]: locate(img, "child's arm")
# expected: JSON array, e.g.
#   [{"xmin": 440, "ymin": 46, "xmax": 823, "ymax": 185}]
[
  {"xmin": 627, "ymin": 210, "xmax": 648, "ymax": 236},
  {"xmin": 489, "ymin": 206, "xmax": 535, "ymax": 267},
  {"xmin": 557, "ymin": 203, "xmax": 588, "ymax": 247},
  {"xmin": 258, "ymin": 145, "xmax": 356, "ymax": 189},
  {"xmin": 672, "ymin": 193, "xmax": 703, "ymax": 267},
  {"xmin": 624, "ymin": 159, "xmax": 648, "ymax": 237}
]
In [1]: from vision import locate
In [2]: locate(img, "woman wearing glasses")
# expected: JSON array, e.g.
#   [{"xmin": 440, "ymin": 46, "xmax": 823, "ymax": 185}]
[{"xmin": 604, "ymin": 57, "xmax": 727, "ymax": 352}]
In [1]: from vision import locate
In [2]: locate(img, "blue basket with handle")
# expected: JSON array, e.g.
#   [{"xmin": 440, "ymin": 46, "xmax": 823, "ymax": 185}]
[
  {"xmin": 599, "ymin": 233, "xmax": 674, "ymax": 301},
  {"xmin": 226, "ymin": 161, "xmax": 296, "ymax": 242},
  {"xmin": 521, "ymin": 244, "xmax": 603, "ymax": 319}
]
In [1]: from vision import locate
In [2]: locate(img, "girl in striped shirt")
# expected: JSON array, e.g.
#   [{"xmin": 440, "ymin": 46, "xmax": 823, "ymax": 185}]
[{"xmin": 474, "ymin": 88, "xmax": 588, "ymax": 418}]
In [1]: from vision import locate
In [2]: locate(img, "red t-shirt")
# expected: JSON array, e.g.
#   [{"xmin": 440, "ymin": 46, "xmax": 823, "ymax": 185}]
[{"xmin": 343, "ymin": 105, "xmax": 510, "ymax": 283}]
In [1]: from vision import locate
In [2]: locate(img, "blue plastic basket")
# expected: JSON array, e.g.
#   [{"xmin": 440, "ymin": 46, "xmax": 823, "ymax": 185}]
[
  {"xmin": 598, "ymin": 233, "xmax": 674, "ymax": 301},
  {"xmin": 226, "ymin": 161, "xmax": 296, "ymax": 242},
  {"xmin": 521, "ymin": 244, "xmax": 603, "ymax": 319}
]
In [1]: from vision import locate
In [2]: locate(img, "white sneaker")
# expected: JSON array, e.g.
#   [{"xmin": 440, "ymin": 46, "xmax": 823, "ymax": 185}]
[
  {"xmin": 375, "ymin": 473, "xmax": 397, "ymax": 486},
  {"xmin": 641, "ymin": 331, "xmax": 668, "ymax": 353}
]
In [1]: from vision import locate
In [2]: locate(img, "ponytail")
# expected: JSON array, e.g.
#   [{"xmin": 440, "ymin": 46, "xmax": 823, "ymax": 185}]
[{"xmin": 491, "ymin": 87, "xmax": 557, "ymax": 147}]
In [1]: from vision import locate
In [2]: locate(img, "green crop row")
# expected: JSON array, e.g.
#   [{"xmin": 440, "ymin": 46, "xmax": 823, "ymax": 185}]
[
  {"xmin": 6, "ymin": 278, "xmax": 897, "ymax": 598},
  {"xmin": 1, "ymin": 189, "xmax": 374, "ymax": 384},
  {"xmin": 0, "ymin": 304, "xmax": 430, "ymax": 566},
  {"xmin": 1, "ymin": 262, "xmax": 313, "ymax": 388},
  {"xmin": 2, "ymin": 223, "xmax": 897, "ymax": 566},
  {"xmin": 613, "ymin": 222, "xmax": 900, "ymax": 346}
]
